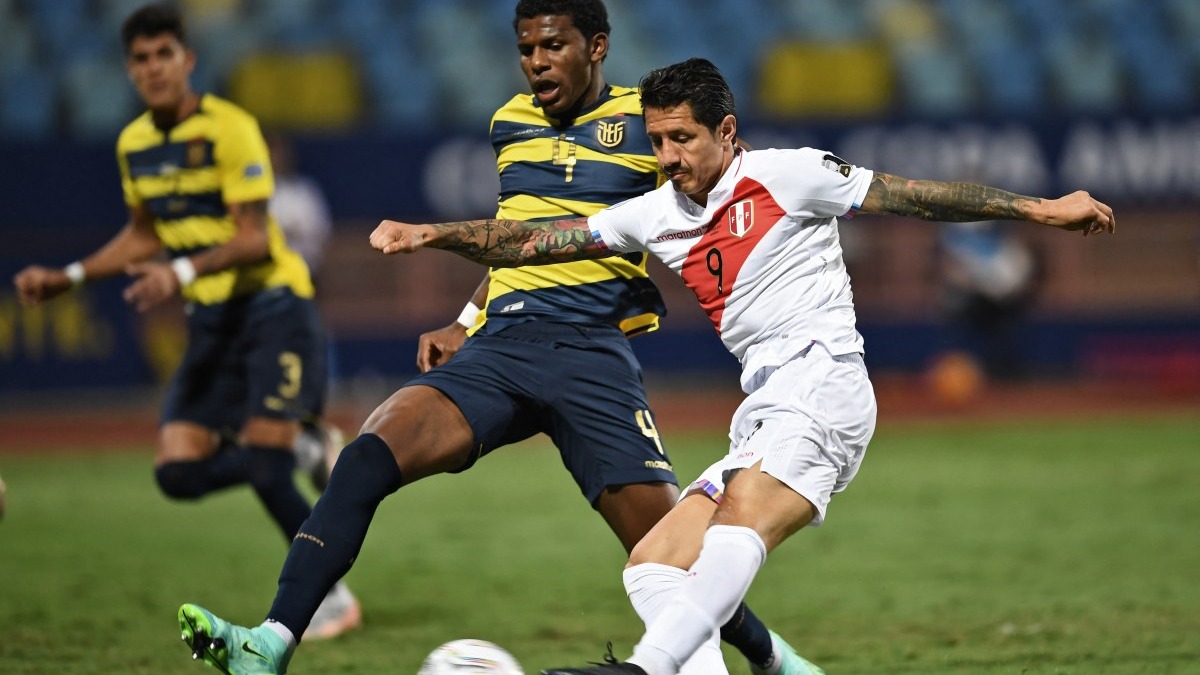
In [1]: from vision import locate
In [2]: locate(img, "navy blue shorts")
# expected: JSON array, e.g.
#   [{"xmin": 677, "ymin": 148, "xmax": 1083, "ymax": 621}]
[
  {"xmin": 407, "ymin": 321, "xmax": 677, "ymax": 504},
  {"xmin": 161, "ymin": 287, "xmax": 327, "ymax": 436}
]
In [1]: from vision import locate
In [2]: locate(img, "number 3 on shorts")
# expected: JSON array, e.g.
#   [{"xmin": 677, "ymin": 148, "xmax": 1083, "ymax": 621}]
[
  {"xmin": 277, "ymin": 351, "xmax": 303, "ymax": 399},
  {"xmin": 635, "ymin": 409, "xmax": 664, "ymax": 454}
]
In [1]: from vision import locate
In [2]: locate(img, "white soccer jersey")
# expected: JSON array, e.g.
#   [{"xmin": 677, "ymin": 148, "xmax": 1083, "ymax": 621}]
[{"xmin": 590, "ymin": 147, "xmax": 873, "ymax": 392}]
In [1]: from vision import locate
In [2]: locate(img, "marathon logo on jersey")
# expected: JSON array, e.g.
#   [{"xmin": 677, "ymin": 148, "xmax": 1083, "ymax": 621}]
[
  {"xmin": 655, "ymin": 224, "xmax": 709, "ymax": 242},
  {"xmin": 822, "ymin": 153, "xmax": 852, "ymax": 178},
  {"xmin": 728, "ymin": 200, "xmax": 754, "ymax": 237},
  {"xmin": 596, "ymin": 119, "xmax": 626, "ymax": 148}
]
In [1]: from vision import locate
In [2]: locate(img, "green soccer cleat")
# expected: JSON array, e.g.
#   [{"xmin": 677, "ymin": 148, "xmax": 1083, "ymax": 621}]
[
  {"xmin": 179, "ymin": 603, "xmax": 290, "ymax": 675},
  {"xmin": 749, "ymin": 631, "xmax": 826, "ymax": 675}
]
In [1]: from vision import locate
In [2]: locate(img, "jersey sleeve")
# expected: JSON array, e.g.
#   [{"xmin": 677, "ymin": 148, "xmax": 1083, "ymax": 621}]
[
  {"xmin": 217, "ymin": 114, "xmax": 275, "ymax": 205},
  {"xmin": 586, "ymin": 195, "xmax": 649, "ymax": 254},
  {"xmin": 785, "ymin": 148, "xmax": 873, "ymax": 218},
  {"xmin": 115, "ymin": 132, "xmax": 141, "ymax": 207},
  {"xmin": 116, "ymin": 149, "xmax": 139, "ymax": 207}
]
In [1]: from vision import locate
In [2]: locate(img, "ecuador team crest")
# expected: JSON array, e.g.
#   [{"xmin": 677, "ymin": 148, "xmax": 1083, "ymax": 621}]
[
  {"xmin": 728, "ymin": 199, "xmax": 754, "ymax": 237},
  {"xmin": 186, "ymin": 138, "xmax": 208, "ymax": 167},
  {"xmin": 596, "ymin": 119, "xmax": 626, "ymax": 148}
]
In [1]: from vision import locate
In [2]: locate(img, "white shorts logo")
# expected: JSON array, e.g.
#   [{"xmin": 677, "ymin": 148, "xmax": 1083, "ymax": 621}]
[{"xmin": 728, "ymin": 199, "xmax": 754, "ymax": 237}]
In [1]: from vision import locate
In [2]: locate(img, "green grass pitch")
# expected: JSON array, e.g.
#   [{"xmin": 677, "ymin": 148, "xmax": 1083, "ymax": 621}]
[{"xmin": 1, "ymin": 414, "xmax": 1197, "ymax": 674}]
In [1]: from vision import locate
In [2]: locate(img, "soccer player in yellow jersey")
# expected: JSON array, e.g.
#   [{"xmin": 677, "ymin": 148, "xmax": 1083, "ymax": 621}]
[
  {"xmin": 176, "ymin": 2, "xmax": 807, "ymax": 674},
  {"xmin": 13, "ymin": 3, "xmax": 358, "ymax": 641}
]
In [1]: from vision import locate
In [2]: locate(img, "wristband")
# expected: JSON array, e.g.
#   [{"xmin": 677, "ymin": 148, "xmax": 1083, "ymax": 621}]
[
  {"xmin": 64, "ymin": 261, "xmax": 86, "ymax": 287},
  {"xmin": 171, "ymin": 257, "xmax": 198, "ymax": 286},
  {"xmin": 456, "ymin": 301, "xmax": 481, "ymax": 329}
]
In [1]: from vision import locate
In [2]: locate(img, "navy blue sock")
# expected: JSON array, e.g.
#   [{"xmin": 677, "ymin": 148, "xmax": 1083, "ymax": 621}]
[
  {"xmin": 245, "ymin": 446, "xmax": 313, "ymax": 541},
  {"xmin": 154, "ymin": 444, "xmax": 249, "ymax": 500},
  {"xmin": 722, "ymin": 602, "xmax": 774, "ymax": 667},
  {"xmin": 267, "ymin": 433, "xmax": 402, "ymax": 638}
]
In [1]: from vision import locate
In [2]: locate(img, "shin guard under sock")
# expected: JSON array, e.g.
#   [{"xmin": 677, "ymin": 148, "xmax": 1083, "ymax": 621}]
[
  {"xmin": 267, "ymin": 433, "xmax": 402, "ymax": 638},
  {"xmin": 625, "ymin": 564, "xmax": 773, "ymax": 669},
  {"xmin": 631, "ymin": 526, "xmax": 767, "ymax": 675}
]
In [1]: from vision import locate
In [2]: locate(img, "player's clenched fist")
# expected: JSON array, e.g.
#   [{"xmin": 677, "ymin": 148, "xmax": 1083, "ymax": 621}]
[
  {"xmin": 1040, "ymin": 190, "xmax": 1116, "ymax": 237},
  {"xmin": 371, "ymin": 220, "xmax": 434, "ymax": 255},
  {"xmin": 13, "ymin": 265, "xmax": 71, "ymax": 307}
]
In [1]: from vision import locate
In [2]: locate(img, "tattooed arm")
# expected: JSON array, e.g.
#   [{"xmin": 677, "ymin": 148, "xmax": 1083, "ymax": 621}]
[
  {"xmin": 859, "ymin": 172, "xmax": 1116, "ymax": 236},
  {"xmin": 370, "ymin": 216, "xmax": 616, "ymax": 266}
]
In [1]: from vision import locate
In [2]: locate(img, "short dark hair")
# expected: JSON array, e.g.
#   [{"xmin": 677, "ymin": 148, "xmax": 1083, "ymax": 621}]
[
  {"xmin": 639, "ymin": 58, "xmax": 736, "ymax": 131},
  {"xmin": 513, "ymin": 0, "xmax": 611, "ymax": 41},
  {"xmin": 121, "ymin": 3, "xmax": 187, "ymax": 53}
]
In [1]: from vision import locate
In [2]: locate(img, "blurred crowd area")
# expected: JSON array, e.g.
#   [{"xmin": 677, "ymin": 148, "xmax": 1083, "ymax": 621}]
[
  {"xmin": 2, "ymin": 0, "xmax": 1200, "ymax": 138},
  {"xmin": 1, "ymin": 0, "xmax": 1198, "ymax": 397}
]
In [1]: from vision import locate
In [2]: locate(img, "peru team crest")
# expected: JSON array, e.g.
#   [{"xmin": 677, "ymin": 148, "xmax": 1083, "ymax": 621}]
[
  {"xmin": 728, "ymin": 199, "xmax": 754, "ymax": 237},
  {"xmin": 596, "ymin": 119, "xmax": 626, "ymax": 148}
]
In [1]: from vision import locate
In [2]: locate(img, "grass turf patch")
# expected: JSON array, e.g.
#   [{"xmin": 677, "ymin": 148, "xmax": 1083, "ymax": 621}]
[{"xmin": 0, "ymin": 414, "xmax": 1197, "ymax": 673}]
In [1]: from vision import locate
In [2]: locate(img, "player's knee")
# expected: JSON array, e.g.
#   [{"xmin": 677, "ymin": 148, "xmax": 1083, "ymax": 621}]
[
  {"xmin": 154, "ymin": 462, "xmax": 209, "ymax": 500},
  {"xmin": 626, "ymin": 542, "xmax": 668, "ymax": 569}
]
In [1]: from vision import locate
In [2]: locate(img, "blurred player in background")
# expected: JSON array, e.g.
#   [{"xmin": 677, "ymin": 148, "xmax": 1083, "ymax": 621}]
[
  {"xmin": 937, "ymin": 219, "xmax": 1040, "ymax": 381},
  {"xmin": 266, "ymin": 130, "xmax": 344, "ymax": 468},
  {"xmin": 176, "ymin": 2, "xmax": 801, "ymax": 674},
  {"xmin": 367, "ymin": 57, "xmax": 1116, "ymax": 675},
  {"xmin": 11, "ymin": 3, "xmax": 357, "ymax": 640},
  {"xmin": 266, "ymin": 132, "xmax": 333, "ymax": 287}
]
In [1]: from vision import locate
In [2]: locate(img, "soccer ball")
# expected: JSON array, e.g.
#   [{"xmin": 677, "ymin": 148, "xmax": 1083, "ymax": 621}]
[{"xmin": 417, "ymin": 639, "xmax": 524, "ymax": 675}]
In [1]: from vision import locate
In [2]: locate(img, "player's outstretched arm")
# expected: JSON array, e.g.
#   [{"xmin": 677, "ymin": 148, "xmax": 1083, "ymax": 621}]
[
  {"xmin": 14, "ymin": 207, "xmax": 163, "ymax": 306},
  {"xmin": 371, "ymin": 217, "xmax": 613, "ymax": 266},
  {"xmin": 859, "ymin": 172, "xmax": 1116, "ymax": 236}
]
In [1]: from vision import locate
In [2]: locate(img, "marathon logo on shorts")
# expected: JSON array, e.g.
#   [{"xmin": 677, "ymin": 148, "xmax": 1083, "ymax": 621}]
[{"xmin": 728, "ymin": 199, "xmax": 754, "ymax": 237}]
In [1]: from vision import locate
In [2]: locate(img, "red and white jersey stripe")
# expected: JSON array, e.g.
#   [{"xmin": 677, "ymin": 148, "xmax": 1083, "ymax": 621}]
[{"xmin": 590, "ymin": 148, "xmax": 872, "ymax": 392}]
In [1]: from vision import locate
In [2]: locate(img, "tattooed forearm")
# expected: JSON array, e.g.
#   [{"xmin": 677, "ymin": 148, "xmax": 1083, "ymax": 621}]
[
  {"xmin": 429, "ymin": 217, "xmax": 612, "ymax": 266},
  {"xmin": 861, "ymin": 173, "xmax": 1041, "ymax": 222}
]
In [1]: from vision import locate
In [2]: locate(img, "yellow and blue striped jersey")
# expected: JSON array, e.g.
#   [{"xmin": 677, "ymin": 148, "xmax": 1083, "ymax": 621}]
[
  {"xmin": 116, "ymin": 94, "xmax": 313, "ymax": 305},
  {"xmin": 478, "ymin": 85, "xmax": 665, "ymax": 337}
]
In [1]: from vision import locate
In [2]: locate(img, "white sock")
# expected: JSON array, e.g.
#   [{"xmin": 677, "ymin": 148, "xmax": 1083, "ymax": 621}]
[
  {"xmin": 623, "ymin": 564, "xmax": 728, "ymax": 675},
  {"xmin": 261, "ymin": 619, "xmax": 297, "ymax": 652},
  {"xmin": 629, "ymin": 526, "xmax": 767, "ymax": 675},
  {"xmin": 624, "ymin": 563, "xmax": 686, "ymax": 625}
]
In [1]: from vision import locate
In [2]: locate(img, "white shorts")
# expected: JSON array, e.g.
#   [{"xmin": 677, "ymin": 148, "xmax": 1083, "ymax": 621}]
[{"xmin": 687, "ymin": 345, "xmax": 876, "ymax": 526}]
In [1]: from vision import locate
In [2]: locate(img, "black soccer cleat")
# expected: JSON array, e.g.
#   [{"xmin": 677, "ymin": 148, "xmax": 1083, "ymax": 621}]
[
  {"xmin": 541, "ymin": 645, "xmax": 648, "ymax": 675},
  {"xmin": 541, "ymin": 664, "xmax": 647, "ymax": 675}
]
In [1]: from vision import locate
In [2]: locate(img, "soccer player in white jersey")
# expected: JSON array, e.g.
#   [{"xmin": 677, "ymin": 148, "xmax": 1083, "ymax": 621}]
[{"xmin": 370, "ymin": 58, "xmax": 1116, "ymax": 675}]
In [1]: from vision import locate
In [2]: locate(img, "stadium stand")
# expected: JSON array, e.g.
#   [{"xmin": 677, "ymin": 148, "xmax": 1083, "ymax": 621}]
[{"xmin": 0, "ymin": 0, "xmax": 1197, "ymax": 137}]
